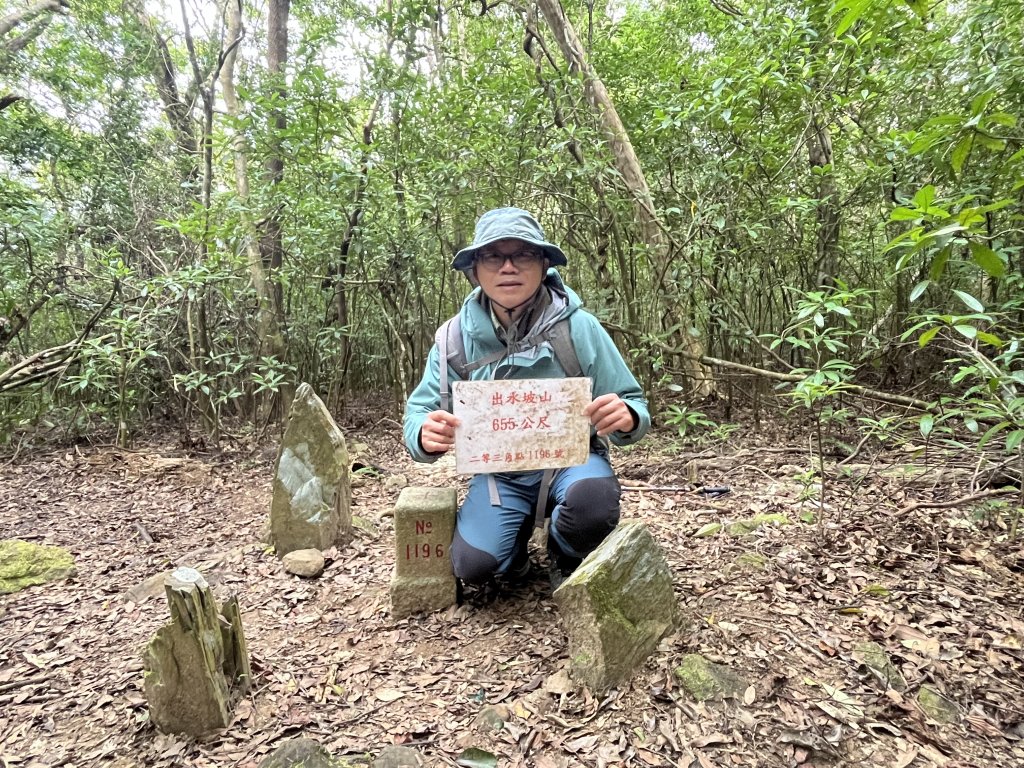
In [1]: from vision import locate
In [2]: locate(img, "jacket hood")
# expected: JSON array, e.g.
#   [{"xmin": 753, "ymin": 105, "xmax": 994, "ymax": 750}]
[{"xmin": 459, "ymin": 269, "xmax": 581, "ymax": 335}]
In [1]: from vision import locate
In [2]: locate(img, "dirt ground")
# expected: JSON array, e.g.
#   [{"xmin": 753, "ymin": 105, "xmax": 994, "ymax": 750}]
[{"xmin": 1, "ymin": 415, "xmax": 1023, "ymax": 768}]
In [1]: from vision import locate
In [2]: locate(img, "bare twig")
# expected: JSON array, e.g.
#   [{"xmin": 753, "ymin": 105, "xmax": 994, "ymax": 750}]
[
  {"xmin": 0, "ymin": 674, "xmax": 49, "ymax": 694},
  {"xmin": 898, "ymin": 488, "xmax": 1016, "ymax": 515}
]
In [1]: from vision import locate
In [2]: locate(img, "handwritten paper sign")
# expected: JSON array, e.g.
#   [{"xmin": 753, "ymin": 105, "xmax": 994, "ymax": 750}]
[{"xmin": 452, "ymin": 378, "xmax": 592, "ymax": 475}]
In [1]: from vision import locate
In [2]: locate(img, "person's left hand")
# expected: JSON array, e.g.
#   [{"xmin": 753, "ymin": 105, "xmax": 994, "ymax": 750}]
[{"xmin": 584, "ymin": 393, "xmax": 636, "ymax": 436}]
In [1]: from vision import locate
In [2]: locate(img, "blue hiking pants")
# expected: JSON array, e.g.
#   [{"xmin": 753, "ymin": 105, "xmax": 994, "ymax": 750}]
[{"xmin": 450, "ymin": 450, "xmax": 621, "ymax": 583}]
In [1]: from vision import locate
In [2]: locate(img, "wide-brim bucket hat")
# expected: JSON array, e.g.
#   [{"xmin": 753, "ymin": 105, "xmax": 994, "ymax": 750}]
[{"xmin": 451, "ymin": 207, "xmax": 568, "ymax": 271}]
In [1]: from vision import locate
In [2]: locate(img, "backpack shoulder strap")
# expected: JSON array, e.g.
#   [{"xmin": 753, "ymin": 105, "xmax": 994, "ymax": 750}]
[
  {"xmin": 543, "ymin": 317, "xmax": 583, "ymax": 378},
  {"xmin": 435, "ymin": 315, "xmax": 468, "ymax": 413},
  {"xmin": 436, "ymin": 313, "xmax": 582, "ymax": 412}
]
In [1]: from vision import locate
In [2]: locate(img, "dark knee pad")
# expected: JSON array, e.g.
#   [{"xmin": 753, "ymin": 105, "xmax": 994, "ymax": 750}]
[
  {"xmin": 552, "ymin": 476, "xmax": 621, "ymax": 553},
  {"xmin": 450, "ymin": 530, "xmax": 500, "ymax": 584}
]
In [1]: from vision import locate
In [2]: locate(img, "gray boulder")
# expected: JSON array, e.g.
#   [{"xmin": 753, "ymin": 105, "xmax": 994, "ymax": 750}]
[{"xmin": 554, "ymin": 521, "xmax": 677, "ymax": 690}]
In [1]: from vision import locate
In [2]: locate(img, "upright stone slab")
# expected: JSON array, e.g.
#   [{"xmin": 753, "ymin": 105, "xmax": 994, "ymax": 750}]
[
  {"xmin": 271, "ymin": 383, "xmax": 351, "ymax": 557},
  {"xmin": 554, "ymin": 521, "xmax": 677, "ymax": 690},
  {"xmin": 143, "ymin": 567, "xmax": 251, "ymax": 736},
  {"xmin": 390, "ymin": 487, "xmax": 457, "ymax": 617}
]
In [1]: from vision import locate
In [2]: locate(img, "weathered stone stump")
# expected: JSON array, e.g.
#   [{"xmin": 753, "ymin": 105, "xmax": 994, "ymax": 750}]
[
  {"xmin": 143, "ymin": 567, "xmax": 251, "ymax": 736},
  {"xmin": 390, "ymin": 487, "xmax": 457, "ymax": 617},
  {"xmin": 271, "ymin": 382, "xmax": 351, "ymax": 557},
  {"xmin": 554, "ymin": 521, "xmax": 677, "ymax": 690}
]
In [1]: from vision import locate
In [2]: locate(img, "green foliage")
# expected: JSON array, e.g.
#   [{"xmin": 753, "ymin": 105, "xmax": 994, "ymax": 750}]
[
  {"xmin": 1, "ymin": 0, "xmax": 1022, "ymax": 453},
  {"xmin": 662, "ymin": 403, "xmax": 738, "ymax": 446}
]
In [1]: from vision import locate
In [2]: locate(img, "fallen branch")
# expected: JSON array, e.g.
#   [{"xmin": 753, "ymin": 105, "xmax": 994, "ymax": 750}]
[
  {"xmin": 0, "ymin": 280, "xmax": 118, "ymax": 393},
  {"xmin": 0, "ymin": 674, "xmax": 49, "ymax": 694},
  {"xmin": 698, "ymin": 354, "xmax": 935, "ymax": 413},
  {"xmin": 621, "ymin": 483, "xmax": 690, "ymax": 493},
  {"xmin": 898, "ymin": 488, "xmax": 1017, "ymax": 515}
]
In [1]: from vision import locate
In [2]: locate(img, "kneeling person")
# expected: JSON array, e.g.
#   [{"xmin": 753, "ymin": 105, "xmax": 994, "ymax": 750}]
[{"xmin": 403, "ymin": 207, "xmax": 650, "ymax": 586}]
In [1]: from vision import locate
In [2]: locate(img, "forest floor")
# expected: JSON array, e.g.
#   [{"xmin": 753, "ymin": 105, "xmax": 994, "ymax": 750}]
[{"xmin": 1, "ymin": 410, "xmax": 1023, "ymax": 768}]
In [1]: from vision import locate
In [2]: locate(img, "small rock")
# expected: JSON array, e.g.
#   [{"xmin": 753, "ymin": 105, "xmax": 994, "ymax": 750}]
[
  {"xmin": 675, "ymin": 654, "xmax": 750, "ymax": 701},
  {"xmin": 383, "ymin": 473, "xmax": 408, "ymax": 492},
  {"xmin": 543, "ymin": 670, "xmax": 574, "ymax": 695},
  {"xmin": 917, "ymin": 684, "xmax": 959, "ymax": 724},
  {"xmin": 270, "ymin": 382, "xmax": 351, "ymax": 557},
  {"xmin": 371, "ymin": 745, "xmax": 421, "ymax": 768},
  {"xmin": 473, "ymin": 704, "xmax": 509, "ymax": 732},
  {"xmin": 282, "ymin": 549, "xmax": 326, "ymax": 578},
  {"xmin": 260, "ymin": 738, "xmax": 348, "ymax": 768}
]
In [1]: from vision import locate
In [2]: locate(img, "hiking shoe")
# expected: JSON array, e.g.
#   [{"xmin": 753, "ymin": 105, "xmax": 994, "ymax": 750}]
[
  {"xmin": 505, "ymin": 545, "xmax": 531, "ymax": 582},
  {"xmin": 546, "ymin": 538, "xmax": 581, "ymax": 591}
]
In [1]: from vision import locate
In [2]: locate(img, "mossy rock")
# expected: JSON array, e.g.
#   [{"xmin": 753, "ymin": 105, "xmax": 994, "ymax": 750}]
[
  {"xmin": 734, "ymin": 552, "xmax": 769, "ymax": 572},
  {"xmin": 0, "ymin": 539, "xmax": 77, "ymax": 594},
  {"xmin": 917, "ymin": 684, "xmax": 959, "ymax": 724},
  {"xmin": 726, "ymin": 513, "xmax": 790, "ymax": 536},
  {"xmin": 675, "ymin": 654, "xmax": 749, "ymax": 701},
  {"xmin": 852, "ymin": 641, "xmax": 906, "ymax": 692}
]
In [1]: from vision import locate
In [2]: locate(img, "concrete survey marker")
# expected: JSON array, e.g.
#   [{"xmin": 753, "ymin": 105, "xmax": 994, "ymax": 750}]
[
  {"xmin": 452, "ymin": 377, "xmax": 591, "ymax": 474},
  {"xmin": 390, "ymin": 487, "xmax": 457, "ymax": 617}
]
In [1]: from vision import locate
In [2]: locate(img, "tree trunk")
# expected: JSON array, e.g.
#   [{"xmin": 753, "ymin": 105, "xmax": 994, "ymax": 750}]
[
  {"xmin": 522, "ymin": 10, "xmax": 622, "ymax": 310},
  {"xmin": 263, "ymin": 0, "xmax": 290, "ymax": 319},
  {"xmin": 807, "ymin": 112, "xmax": 839, "ymax": 289},
  {"xmin": 534, "ymin": 0, "xmax": 713, "ymax": 397},
  {"xmin": 126, "ymin": 1, "xmax": 199, "ymax": 185},
  {"xmin": 220, "ymin": 0, "xmax": 279, "ymax": 365},
  {"xmin": 259, "ymin": 0, "xmax": 292, "ymax": 413}
]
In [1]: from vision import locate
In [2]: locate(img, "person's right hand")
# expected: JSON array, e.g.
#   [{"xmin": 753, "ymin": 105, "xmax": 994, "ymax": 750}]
[{"xmin": 420, "ymin": 410, "xmax": 460, "ymax": 454}]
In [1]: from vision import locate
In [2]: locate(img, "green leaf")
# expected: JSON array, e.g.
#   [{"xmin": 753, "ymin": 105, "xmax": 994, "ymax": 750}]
[
  {"xmin": 951, "ymin": 135, "xmax": 974, "ymax": 174},
  {"xmin": 903, "ymin": 0, "xmax": 929, "ymax": 17},
  {"xmin": 968, "ymin": 242, "xmax": 1005, "ymax": 277},
  {"xmin": 909, "ymin": 280, "xmax": 930, "ymax": 302},
  {"xmin": 890, "ymin": 207, "xmax": 920, "ymax": 221},
  {"xmin": 918, "ymin": 326, "xmax": 941, "ymax": 347},
  {"xmin": 928, "ymin": 246, "xmax": 951, "ymax": 281},
  {"xmin": 919, "ymin": 414, "xmax": 934, "ymax": 438},
  {"xmin": 953, "ymin": 290, "xmax": 984, "ymax": 313},
  {"xmin": 953, "ymin": 324, "xmax": 977, "ymax": 339},
  {"xmin": 978, "ymin": 421, "xmax": 1010, "ymax": 449},
  {"xmin": 1007, "ymin": 430, "xmax": 1024, "ymax": 453},
  {"xmin": 456, "ymin": 748, "xmax": 498, "ymax": 768},
  {"xmin": 834, "ymin": 0, "xmax": 873, "ymax": 37},
  {"xmin": 912, "ymin": 185, "xmax": 936, "ymax": 210},
  {"xmin": 976, "ymin": 331, "xmax": 1003, "ymax": 348}
]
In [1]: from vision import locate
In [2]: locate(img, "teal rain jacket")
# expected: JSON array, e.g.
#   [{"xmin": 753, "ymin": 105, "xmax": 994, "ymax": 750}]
[{"xmin": 403, "ymin": 270, "xmax": 650, "ymax": 463}]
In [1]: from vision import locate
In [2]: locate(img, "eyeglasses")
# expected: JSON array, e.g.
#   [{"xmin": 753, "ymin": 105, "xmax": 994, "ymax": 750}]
[{"xmin": 475, "ymin": 249, "xmax": 545, "ymax": 271}]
